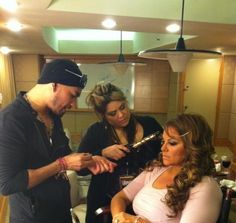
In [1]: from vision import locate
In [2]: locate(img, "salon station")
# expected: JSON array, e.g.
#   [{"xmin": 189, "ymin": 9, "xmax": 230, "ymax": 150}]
[{"xmin": 1, "ymin": 0, "xmax": 236, "ymax": 223}]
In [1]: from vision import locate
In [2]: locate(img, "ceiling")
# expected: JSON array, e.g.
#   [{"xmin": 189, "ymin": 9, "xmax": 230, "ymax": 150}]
[{"xmin": 1, "ymin": 0, "xmax": 236, "ymax": 56}]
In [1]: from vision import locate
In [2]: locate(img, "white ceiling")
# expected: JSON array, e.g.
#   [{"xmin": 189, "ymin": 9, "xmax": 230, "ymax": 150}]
[{"xmin": 1, "ymin": 0, "xmax": 236, "ymax": 56}]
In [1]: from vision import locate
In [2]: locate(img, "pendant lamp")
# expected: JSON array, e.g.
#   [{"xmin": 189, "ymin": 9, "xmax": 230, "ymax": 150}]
[
  {"xmin": 103, "ymin": 30, "xmax": 146, "ymax": 74},
  {"xmin": 138, "ymin": 0, "xmax": 222, "ymax": 72}
]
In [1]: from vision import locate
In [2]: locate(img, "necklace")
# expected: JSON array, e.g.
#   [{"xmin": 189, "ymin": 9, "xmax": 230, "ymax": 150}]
[{"xmin": 24, "ymin": 93, "xmax": 54, "ymax": 144}]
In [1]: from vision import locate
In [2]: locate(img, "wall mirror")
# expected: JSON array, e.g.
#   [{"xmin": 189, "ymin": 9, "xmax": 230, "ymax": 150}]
[{"xmin": 77, "ymin": 63, "xmax": 135, "ymax": 109}]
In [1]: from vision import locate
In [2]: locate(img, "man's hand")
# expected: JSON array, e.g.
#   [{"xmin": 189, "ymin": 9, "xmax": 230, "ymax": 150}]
[
  {"xmin": 88, "ymin": 156, "xmax": 117, "ymax": 174},
  {"xmin": 64, "ymin": 153, "xmax": 95, "ymax": 171}
]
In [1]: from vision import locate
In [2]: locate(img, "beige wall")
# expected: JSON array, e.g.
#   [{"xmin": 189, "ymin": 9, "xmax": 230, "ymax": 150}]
[
  {"xmin": 181, "ymin": 56, "xmax": 236, "ymax": 158},
  {"xmin": 12, "ymin": 54, "xmax": 40, "ymax": 93},
  {"xmin": 217, "ymin": 56, "xmax": 236, "ymax": 158},
  {"xmin": 167, "ymin": 71, "xmax": 179, "ymax": 119},
  {"xmin": 228, "ymin": 58, "xmax": 236, "ymax": 145},
  {"xmin": 217, "ymin": 56, "xmax": 235, "ymax": 141},
  {"xmin": 134, "ymin": 60, "xmax": 170, "ymax": 113},
  {"xmin": 184, "ymin": 59, "xmax": 221, "ymax": 129}
]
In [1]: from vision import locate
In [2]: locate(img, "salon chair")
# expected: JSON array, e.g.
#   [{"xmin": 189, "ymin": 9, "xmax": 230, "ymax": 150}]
[
  {"xmin": 67, "ymin": 170, "xmax": 90, "ymax": 223},
  {"xmin": 95, "ymin": 206, "xmax": 112, "ymax": 223},
  {"xmin": 217, "ymin": 186, "xmax": 236, "ymax": 223}
]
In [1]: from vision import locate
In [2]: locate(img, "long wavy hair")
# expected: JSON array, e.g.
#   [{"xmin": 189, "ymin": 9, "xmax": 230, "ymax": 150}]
[
  {"xmin": 146, "ymin": 113, "xmax": 216, "ymax": 217},
  {"xmin": 86, "ymin": 83, "xmax": 137, "ymax": 144}
]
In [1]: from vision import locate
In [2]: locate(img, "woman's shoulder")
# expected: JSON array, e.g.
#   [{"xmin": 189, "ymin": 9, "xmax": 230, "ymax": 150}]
[
  {"xmin": 143, "ymin": 166, "xmax": 168, "ymax": 183},
  {"xmin": 191, "ymin": 176, "xmax": 222, "ymax": 196},
  {"xmin": 200, "ymin": 176, "xmax": 220, "ymax": 187}
]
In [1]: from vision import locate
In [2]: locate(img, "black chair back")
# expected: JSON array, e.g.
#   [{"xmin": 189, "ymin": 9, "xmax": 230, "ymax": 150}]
[{"xmin": 217, "ymin": 187, "xmax": 236, "ymax": 223}]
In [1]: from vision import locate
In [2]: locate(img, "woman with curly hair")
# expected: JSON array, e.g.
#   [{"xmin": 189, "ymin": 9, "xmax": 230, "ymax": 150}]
[
  {"xmin": 77, "ymin": 83, "xmax": 163, "ymax": 223},
  {"xmin": 111, "ymin": 113, "xmax": 222, "ymax": 223}
]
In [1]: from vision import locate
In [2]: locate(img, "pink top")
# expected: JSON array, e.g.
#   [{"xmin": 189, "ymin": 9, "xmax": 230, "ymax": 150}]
[{"xmin": 123, "ymin": 167, "xmax": 222, "ymax": 223}]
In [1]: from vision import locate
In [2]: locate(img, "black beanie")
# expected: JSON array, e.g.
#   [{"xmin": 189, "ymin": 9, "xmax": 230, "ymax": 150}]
[{"xmin": 37, "ymin": 59, "xmax": 87, "ymax": 89}]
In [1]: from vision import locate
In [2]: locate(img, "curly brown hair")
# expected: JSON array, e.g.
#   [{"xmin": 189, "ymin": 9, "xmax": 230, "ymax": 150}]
[{"xmin": 146, "ymin": 113, "xmax": 216, "ymax": 217}]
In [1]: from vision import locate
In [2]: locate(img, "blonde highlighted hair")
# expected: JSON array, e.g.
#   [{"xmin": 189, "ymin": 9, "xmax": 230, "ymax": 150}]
[{"xmin": 86, "ymin": 83, "xmax": 126, "ymax": 116}]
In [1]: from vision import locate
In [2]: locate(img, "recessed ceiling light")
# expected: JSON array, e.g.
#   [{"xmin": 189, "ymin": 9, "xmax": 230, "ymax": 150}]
[
  {"xmin": 0, "ymin": 0, "xmax": 18, "ymax": 12},
  {"xmin": 166, "ymin": 24, "xmax": 180, "ymax": 33},
  {"xmin": 101, "ymin": 19, "xmax": 116, "ymax": 29},
  {"xmin": 6, "ymin": 19, "xmax": 22, "ymax": 32},
  {"xmin": 0, "ymin": 46, "xmax": 10, "ymax": 54}
]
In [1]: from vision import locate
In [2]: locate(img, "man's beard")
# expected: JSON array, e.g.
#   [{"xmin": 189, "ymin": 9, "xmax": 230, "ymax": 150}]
[{"xmin": 50, "ymin": 97, "xmax": 65, "ymax": 117}]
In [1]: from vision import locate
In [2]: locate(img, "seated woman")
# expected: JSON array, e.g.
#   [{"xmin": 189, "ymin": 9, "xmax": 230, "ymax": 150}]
[{"xmin": 111, "ymin": 113, "xmax": 222, "ymax": 223}]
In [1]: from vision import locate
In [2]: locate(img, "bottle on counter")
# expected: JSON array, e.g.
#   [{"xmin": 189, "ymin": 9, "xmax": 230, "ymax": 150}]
[{"xmin": 212, "ymin": 153, "xmax": 221, "ymax": 173}]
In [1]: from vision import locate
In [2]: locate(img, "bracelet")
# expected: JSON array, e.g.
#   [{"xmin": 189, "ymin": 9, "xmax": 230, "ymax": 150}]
[
  {"xmin": 61, "ymin": 157, "xmax": 68, "ymax": 170},
  {"xmin": 134, "ymin": 216, "xmax": 142, "ymax": 223},
  {"xmin": 55, "ymin": 157, "xmax": 69, "ymax": 181},
  {"xmin": 57, "ymin": 157, "xmax": 67, "ymax": 172}
]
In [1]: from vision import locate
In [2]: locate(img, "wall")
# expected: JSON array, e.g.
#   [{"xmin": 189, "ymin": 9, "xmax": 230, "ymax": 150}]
[
  {"xmin": 167, "ymin": 71, "xmax": 179, "ymax": 119},
  {"xmin": 227, "ymin": 58, "xmax": 236, "ymax": 145},
  {"xmin": 183, "ymin": 58, "xmax": 221, "ymax": 130},
  {"xmin": 134, "ymin": 60, "xmax": 170, "ymax": 113},
  {"xmin": 215, "ymin": 56, "xmax": 236, "ymax": 161},
  {"xmin": 230, "ymin": 72, "xmax": 236, "ymax": 153},
  {"xmin": 215, "ymin": 57, "xmax": 235, "ymax": 143},
  {"xmin": 12, "ymin": 54, "xmax": 41, "ymax": 93},
  {"xmin": 181, "ymin": 56, "xmax": 236, "ymax": 164}
]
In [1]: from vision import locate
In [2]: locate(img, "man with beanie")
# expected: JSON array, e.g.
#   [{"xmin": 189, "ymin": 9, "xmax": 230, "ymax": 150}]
[{"xmin": 0, "ymin": 59, "xmax": 116, "ymax": 223}]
